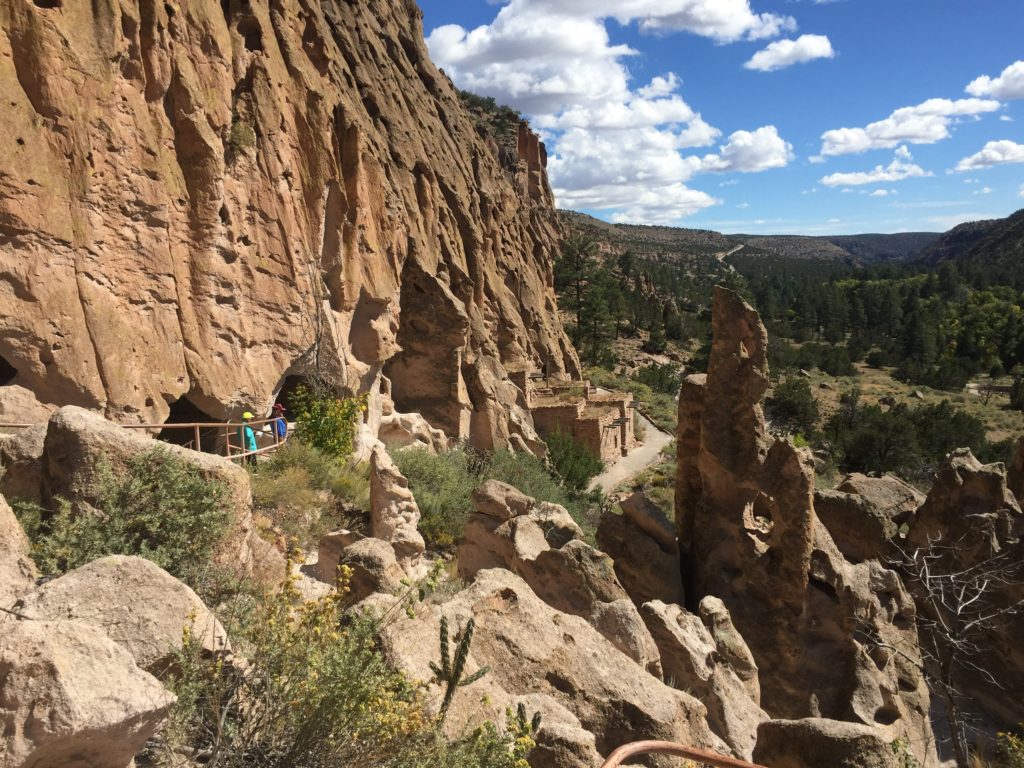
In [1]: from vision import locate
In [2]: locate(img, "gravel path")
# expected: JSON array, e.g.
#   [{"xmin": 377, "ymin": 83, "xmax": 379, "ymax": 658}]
[{"xmin": 588, "ymin": 410, "xmax": 673, "ymax": 494}]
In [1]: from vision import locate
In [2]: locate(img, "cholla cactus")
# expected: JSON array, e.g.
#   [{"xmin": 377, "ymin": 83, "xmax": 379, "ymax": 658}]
[{"xmin": 429, "ymin": 616, "xmax": 490, "ymax": 721}]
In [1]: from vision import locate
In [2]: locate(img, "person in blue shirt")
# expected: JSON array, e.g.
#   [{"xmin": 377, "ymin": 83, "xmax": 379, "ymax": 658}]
[
  {"xmin": 238, "ymin": 411, "xmax": 258, "ymax": 464},
  {"xmin": 271, "ymin": 403, "xmax": 288, "ymax": 441}
]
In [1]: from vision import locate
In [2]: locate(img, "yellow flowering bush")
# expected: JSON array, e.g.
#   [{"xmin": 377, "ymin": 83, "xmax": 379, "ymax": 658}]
[{"xmin": 291, "ymin": 384, "xmax": 367, "ymax": 458}]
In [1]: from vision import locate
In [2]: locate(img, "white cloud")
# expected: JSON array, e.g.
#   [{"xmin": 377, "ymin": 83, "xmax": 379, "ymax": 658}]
[
  {"xmin": 966, "ymin": 60, "xmax": 1024, "ymax": 100},
  {"xmin": 1019, "ymin": 183, "xmax": 1024, "ymax": 199},
  {"xmin": 744, "ymin": 34, "xmax": 834, "ymax": 72},
  {"xmin": 699, "ymin": 126, "xmax": 795, "ymax": 172},
  {"xmin": 954, "ymin": 140, "xmax": 1024, "ymax": 171},
  {"xmin": 869, "ymin": 189, "xmax": 893, "ymax": 197},
  {"xmin": 719, "ymin": 179, "xmax": 739, "ymax": 187},
  {"xmin": 820, "ymin": 150, "xmax": 932, "ymax": 187},
  {"xmin": 737, "ymin": 201, "xmax": 750, "ymax": 209},
  {"xmin": 963, "ymin": 177, "xmax": 980, "ymax": 184},
  {"xmin": 819, "ymin": 98, "xmax": 1002, "ymax": 156},
  {"xmin": 828, "ymin": 217, "xmax": 841, "ymax": 224},
  {"xmin": 973, "ymin": 186, "xmax": 993, "ymax": 195},
  {"xmin": 427, "ymin": 0, "xmax": 798, "ymax": 224},
  {"xmin": 1000, "ymin": 115, "xmax": 1014, "ymax": 122}
]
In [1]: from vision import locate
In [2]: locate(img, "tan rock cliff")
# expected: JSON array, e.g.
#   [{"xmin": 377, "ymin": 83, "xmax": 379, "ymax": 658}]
[{"xmin": 0, "ymin": 0, "xmax": 578, "ymax": 452}]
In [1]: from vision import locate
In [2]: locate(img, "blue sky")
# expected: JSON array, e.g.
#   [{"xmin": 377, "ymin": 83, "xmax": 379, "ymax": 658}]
[{"xmin": 418, "ymin": 0, "xmax": 1024, "ymax": 235}]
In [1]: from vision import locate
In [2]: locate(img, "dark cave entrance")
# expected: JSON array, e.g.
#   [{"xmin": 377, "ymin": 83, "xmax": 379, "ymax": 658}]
[
  {"xmin": 157, "ymin": 396, "xmax": 224, "ymax": 454},
  {"xmin": 0, "ymin": 355, "xmax": 17, "ymax": 386}
]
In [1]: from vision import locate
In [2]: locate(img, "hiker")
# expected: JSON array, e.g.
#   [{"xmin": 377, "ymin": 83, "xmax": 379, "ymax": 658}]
[
  {"xmin": 239, "ymin": 411, "xmax": 258, "ymax": 465},
  {"xmin": 271, "ymin": 403, "xmax": 288, "ymax": 441}
]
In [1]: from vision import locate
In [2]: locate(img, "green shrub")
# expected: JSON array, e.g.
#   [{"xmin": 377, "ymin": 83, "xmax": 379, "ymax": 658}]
[
  {"xmin": 291, "ymin": 385, "xmax": 366, "ymax": 458},
  {"xmin": 227, "ymin": 120, "xmax": 256, "ymax": 156},
  {"xmin": 992, "ymin": 726, "xmax": 1024, "ymax": 768},
  {"xmin": 13, "ymin": 448, "xmax": 229, "ymax": 588},
  {"xmin": 634, "ymin": 363, "xmax": 681, "ymax": 395},
  {"xmin": 151, "ymin": 570, "xmax": 532, "ymax": 768},
  {"xmin": 766, "ymin": 377, "xmax": 820, "ymax": 438},
  {"xmin": 544, "ymin": 430, "xmax": 603, "ymax": 494}
]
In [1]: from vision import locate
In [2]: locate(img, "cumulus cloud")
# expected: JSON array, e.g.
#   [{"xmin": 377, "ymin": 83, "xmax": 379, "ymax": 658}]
[
  {"xmin": 818, "ymin": 98, "xmax": 1002, "ymax": 156},
  {"xmin": 427, "ymin": 0, "xmax": 798, "ymax": 224},
  {"xmin": 744, "ymin": 34, "xmax": 834, "ymax": 72},
  {"xmin": 973, "ymin": 186, "xmax": 993, "ymax": 195},
  {"xmin": 1000, "ymin": 115, "xmax": 1014, "ymax": 122},
  {"xmin": 1019, "ymin": 183, "xmax": 1024, "ymax": 199},
  {"xmin": 869, "ymin": 189, "xmax": 893, "ymax": 197},
  {"xmin": 966, "ymin": 60, "xmax": 1024, "ymax": 100},
  {"xmin": 820, "ymin": 148, "xmax": 932, "ymax": 186},
  {"xmin": 954, "ymin": 140, "xmax": 1024, "ymax": 171}
]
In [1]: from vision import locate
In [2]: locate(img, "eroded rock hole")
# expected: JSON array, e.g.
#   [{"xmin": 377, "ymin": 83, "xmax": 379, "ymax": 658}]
[
  {"xmin": 0, "ymin": 355, "xmax": 17, "ymax": 386},
  {"xmin": 874, "ymin": 705, "xmax": 900, "ymax": 726},
  {"xmin": 33, "ymin": 0, "xmax": 61, "ymax": 8},
  {"xmin": 158, "ymin": 396, "xmax": 223, "ymax": 454},
  {"xmin": 237, "ymin": 16, "xmax": 263, "ymax": 52}
]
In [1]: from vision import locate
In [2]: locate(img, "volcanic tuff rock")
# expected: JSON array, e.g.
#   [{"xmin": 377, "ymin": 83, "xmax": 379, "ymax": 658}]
[
  {"xmin": 0, "ymin": 619, "xmax": 175, "ymax": 768},
  {"xmin": 369, "ymin": 444, "xmax": 425, "ymax": 574},
  {"xmin": 676, "ymin": 287, "xmax": 937, "ymax": 767},
  {"xmin": 0, "ymin": 0, "xmax": 577, "ymax": 452},
  {"xmin": 14, "ymin": 555, "xmax": 229, "ymax": 675},
  {"xmin": 367, "ymin": 568, "xmax": 728, "ymax": 767},
  {"xmin": 0, "ymin": 494, "xmax": 36, "ymax": 608},
  {"xmin": 1008, "ymin": 436, "xmax": 1024, "ymax": 506},
  {"xmin": 753, "ymin": 718, "xmax": 907, "ymax": 768},
  {"xmin": 459, "ymin": 480, "xmax": 662, "ymax": 675}
]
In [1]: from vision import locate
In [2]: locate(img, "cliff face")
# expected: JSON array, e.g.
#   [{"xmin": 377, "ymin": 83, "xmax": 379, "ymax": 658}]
[{"xmin": 0, "ymin": 0, "xmax": 578, "ymax": 449}]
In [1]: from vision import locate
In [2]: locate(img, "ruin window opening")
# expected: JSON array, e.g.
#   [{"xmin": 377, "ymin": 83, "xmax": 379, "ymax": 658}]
[
  {"xmin": 158, "ymin": 396, "xmax": 222, "ymax": 454},
  {"xmin": 0, "ymin": 355, "xmax": 17, "ymax": 386}
]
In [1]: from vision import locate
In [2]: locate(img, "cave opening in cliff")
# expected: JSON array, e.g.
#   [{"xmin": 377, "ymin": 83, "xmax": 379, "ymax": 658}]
[
  {"xmin": 275, "ymin": 374, "xmax": 319, "ymax": 416},
  {"xmin": 158, "ymin": 396, "xmax": 223, "ymax": 454},
  {"xmin": 0, "ymin": 355, "xmax": 17, "ymax": 386}
]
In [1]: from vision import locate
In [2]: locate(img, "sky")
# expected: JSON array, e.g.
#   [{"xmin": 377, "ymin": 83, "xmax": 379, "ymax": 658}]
[{"xmin": 417, "ymin": 0, "xmax": 1024, "ymax": 235}]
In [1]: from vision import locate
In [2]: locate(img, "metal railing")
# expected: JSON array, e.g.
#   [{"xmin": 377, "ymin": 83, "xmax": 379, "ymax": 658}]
[
  {"xmin": 0, "ymin": 416, "xmax": 289, "ymax": 463},
  {"xmin": 599, "ymin": 741, "xmax": 767, "ymax": 768}
]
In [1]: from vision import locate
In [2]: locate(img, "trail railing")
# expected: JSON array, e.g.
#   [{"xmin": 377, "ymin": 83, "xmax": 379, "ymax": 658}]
[
  {"xmin": 599, "ymin": 741, "xmax": 767, "ymax": 768},
  {"xmin": 0, "ymin": 416, "xmax": 289, "ymax": 463}
]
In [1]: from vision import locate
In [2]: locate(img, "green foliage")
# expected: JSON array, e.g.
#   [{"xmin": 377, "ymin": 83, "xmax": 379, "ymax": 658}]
[
  {"xmin": 13, "ymin": 448, "xmax": 229, "ymax": 589},
  {"xmin": 291, "ymin": 385, "xmax": 366, "ymax": 458},
  {"xmin": 992, "ymin": 727, "xmax": 1024, "ymax": 768},
  {"xmin": 634, "ymin": 363, "xmax": 681, "ymax": 395},
  {"xmin": 889, "ymin": 738, "xmax": 920, "ymax": 768},
  {"xmin": 151, "ymin": 568, "xmax": 531, "ymax": 768},
  {"xmin": 767, "ymin": 377, "xmax": 821, "ymax": 438},
  {"xmin": 457, "ymin": 90, "xmax": 521, "ymax": 142},
  {"xmin": 227, "ymin": 120, "xmax": 256, "ymax": 156},
  {"xmin": 250, "ymin": 440, "xmax": 370, "ymax": 548},
  {"xmin": 1011, "ymin": 377, "xmax": 1024, "ymax": 411},
  {"xmin": 394, "ymin": 446, "xmax": 596, "ymax": 550},
  {"xmin": 430, "ymin": 617, "xmax": 490, "ymax": 722},
  {"xmin": 586, "ymin": 366, "xmax": 678, "ymax": 433},
  {"xmin": 544, "ymin": 430, "xmax": 604, "ymax": 494}
]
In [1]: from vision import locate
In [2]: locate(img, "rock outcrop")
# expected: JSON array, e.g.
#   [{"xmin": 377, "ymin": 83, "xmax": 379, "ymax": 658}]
[
  {"xmin": 676, "ymin": 287, "xmax": 937, "ymax": 766},
  {"xmin": 753, "ymin": 717, "xmax": 906, "ymax": 768},
  {"xmin": 0, "ymin": 0, "xmax": 577, "ymax": 455},
  {"xmin": 369, "ymin": 444, "xmax": 426, "ymax": 574},
  {"xmin": 42, "ymin": 406, "xmax": 284, "ymax": 584},
  {"xmin": 0, "ymin": 619, "xmax": 175, "ymax": 768},
  {"xmin": 318, "ymin": 533, "xmax": 405, "ymax": 602},
  {"xmin": 1010, "ymin": 437, "xmax": 1024, "ymax": 504},
  {"xmin": 0, "ymin": 494, "xmax": 36, "ymax": 608},
  {"xmin": 14, "ymin": 555, "xmax": 229, "ymax": 675},
  {"xmin": 640, "ymin": 599, "xmax": 766, "ymax": 759},
  {"xmin": 0, "ymin": 424, "xmax": 46, "ymax": 502},
  {"xmin": 597, "ymin": 491, "xmax": 684, "ymax": 607},
  {"xmin": 905, "ymin": 449, "xmax": 1024, "ymax": 738},
  {"xmin": 459, "ymin": 480, "xmax": 661, "ymax": 674},
  {"xmin": 367, "ymin": 568, "xmax": 727, "ymax": 766}
]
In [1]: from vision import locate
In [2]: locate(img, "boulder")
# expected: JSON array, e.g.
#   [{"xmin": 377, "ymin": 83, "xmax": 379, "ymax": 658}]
[
  {"xmin": 460, "ymin": 482, "xmax": 660, "ymax": 674},
  {"xmin": 369, "ymin": 445, "xmax": 426, "ymax": 573},
  {"xmin": 319, "ymin": 534, "xmax": 405, "ymax": 602},
  {"xmin": 0, "ymin": 385, "xmax": 57, "ymax": 424},
  {"xmin": 753, "ymin": 717, "xmax": 904, "ymax": 768},
  {"xmin": 699, "ymin": 596, "xmax": 759, "ymax": 701},
  {"xmin": 0, "ymin": 619, "xmax": 175, "ymax": 768},
  {"xmin": 814, "ymin": 488, "xmax": 899, "ymax": 563},
  {"xmin": 0, "ymin": 425, "xmax": 46, "ymax": 503},
  {"xmin": 42, "ymin": 406, "xmax": 284, "ymax": 585},
  {"xmin": 515, "ymin": 693, "xmax": 603, "ymax": 768},
  {"xmin": 836, "ymin": 473, "xmax": 924, "ymax": 527},
  {"xmin": 640, "ymin": 600, "xmax": 765, "ymax": 759},
  {"xmin": 1, "ymin": 494, "xmax": 37, "ymax": 607},
  {"xmin": 14, "ymin": 555, "xmax": 228, "ymax": 675},
  {"xmin": 597, "ymin": 491, "xmax": 684, "ymax": 607},
  {"xmin": 368, "ymin": 569, "xmax": 726, "ymax": 765}
]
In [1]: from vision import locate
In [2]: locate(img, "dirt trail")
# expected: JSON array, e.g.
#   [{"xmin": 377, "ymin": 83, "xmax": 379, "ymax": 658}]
[{"xmin": 589, "ymin": 410, "xmax": 672, "ymax": 494}]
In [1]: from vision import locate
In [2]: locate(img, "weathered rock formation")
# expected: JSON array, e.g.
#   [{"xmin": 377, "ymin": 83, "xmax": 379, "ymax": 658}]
[
  {"xmin": 905, "ymin": 449, "xmax": 1024, "ymax": 741},
  {"xmin": 0, "ymin": 0, "xmax": 577, "ymax": 454},
  {"xmin": 676, "ymin": 287, "xmax": 937, "ymax": 766},
  {"xmin": 369, "ymin": 444, "xmax": 426, "ymax": 574},
  {"xmin": 14, "ymin": 554, "xmax": 229, "ymax": 675},
  {"xmin": 459, "ymin": 480, "xmax": 661, "ymax": 675},
  {"xmin": 597, "ymin": 491, "xmax": 685, "ymax": 608},
  {"xmin": 641, "ymin": 599, "xmax": 766, "ymax": 759},
  {"xmin": 753, "ymin": 717, "xmax": 907, "ymax": 768},
  {"xmin": 1006, "ymin": 436, "xmax": 1023, "ymax": 506},
  {"xmin": 0, "ymin": 619, "xmax": 175, "ymax": 768},
  {"xmin": 366, "ymin": 568, "xmax": 728, "ymax": 767},
  {"xmin": 0, "ymin": 494, "xmax": 36, "ymax": 607},
  {"xmin": 0, "ymin": 424, "xmax": 46, "ymax": 503},
  {"xmin": 814, "ymin": 473, "xmax": 923, "ymax": 563},
  {"xmin": 317, "ymin": 532, "xmax": 406, "ymax": 602}
]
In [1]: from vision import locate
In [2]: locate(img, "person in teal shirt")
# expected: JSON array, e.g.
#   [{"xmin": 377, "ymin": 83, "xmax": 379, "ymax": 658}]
[{"xmin": 239, "ymin": 411, "xmax": 258, "ymax": 464}]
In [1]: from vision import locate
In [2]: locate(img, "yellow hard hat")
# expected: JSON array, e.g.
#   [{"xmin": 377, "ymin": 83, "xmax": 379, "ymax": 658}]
[{"xmin": 242, "ymin": 412, "xmax": 254, "ymax": 420}]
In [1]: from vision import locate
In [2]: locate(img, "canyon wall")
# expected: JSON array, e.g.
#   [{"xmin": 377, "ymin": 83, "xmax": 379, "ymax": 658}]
[{"xmin": 0, "ymin": 0, "xmax": 578, "ymax": 450}]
